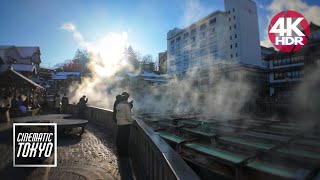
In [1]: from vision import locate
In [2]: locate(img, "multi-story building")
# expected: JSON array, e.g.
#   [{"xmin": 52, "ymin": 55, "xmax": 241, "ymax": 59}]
[
  {"xmin": 255, "ymin": 23, "xmax": 320, "ymax": 117},
  {"xmin": 158, "ymin": 51, "xmax": 167, "ymax": 74},
  {"xmin": 261, "ymin": 46, "xmax": 276, "ymax": 67},
  {"xmin": 167, "ymin": 0, "xmax": 262, "ymax": 78},
  {"xmin": 141, "ymin": 62, "xmax": 155, "ymax": 73},
  {"xmin": 264, "ymin": 23, "xmax": 320, "ymax": 99}
]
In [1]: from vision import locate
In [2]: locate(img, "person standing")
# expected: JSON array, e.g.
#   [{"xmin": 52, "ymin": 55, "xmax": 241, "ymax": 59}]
[
  {"xmin": 113, "ymin": 95, "xmax": 122, "ymax": 123},
  {"xmin": 54, "ymin": 94, "xmax": 61, "ymax": 113},
  {"xmin": 77, "ymin": 95, "xmax": 88, "ymax": 118},
  {"xmin": 116, "ymin": 92, "xmax": 134, "ymax": 156},
  {"xmin": 61, "ymin": 93, "xmax": 69, "ymax": 113}
]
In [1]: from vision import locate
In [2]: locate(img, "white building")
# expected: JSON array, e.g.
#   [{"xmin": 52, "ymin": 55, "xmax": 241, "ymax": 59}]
[{"xmin": 167, "ymin": 0, "xmax": 262, "ymax": 77}]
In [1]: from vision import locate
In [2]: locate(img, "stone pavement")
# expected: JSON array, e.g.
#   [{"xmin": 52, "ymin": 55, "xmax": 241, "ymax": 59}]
[{"xmin": 0, "ymin": 121, "xmax": 132, "ymax": 180}]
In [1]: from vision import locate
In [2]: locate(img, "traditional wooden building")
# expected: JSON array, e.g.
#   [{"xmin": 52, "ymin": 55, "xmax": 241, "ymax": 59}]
[
  {"xmin": 0, "ymin": 46, "xmax": 41, "ymax": 79},
  {"xmin": 261, "ymin": 22, "xmax": 320, "ymax": 117}
]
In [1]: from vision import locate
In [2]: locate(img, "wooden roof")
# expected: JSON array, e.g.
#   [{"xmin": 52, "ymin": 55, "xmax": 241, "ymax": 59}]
[{"xmin": 0, "ymin": 69, "xmax": 44, "ymax": 90}]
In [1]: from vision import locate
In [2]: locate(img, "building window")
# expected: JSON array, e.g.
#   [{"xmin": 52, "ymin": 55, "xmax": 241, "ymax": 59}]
[
  {"xmin": 176, "ymin": 36, "xmax": 181, "ymax": 42},
  {"xmin": 274, "ymin": 71, "xmax": 304, "ymax": 80},
  {"xmin": 200, "ymin": 40, "xmax": 207, "ymax": 47},
  {"xmin": 201, "ymin": 31, "xmax": 206, "ymax": 38},
  {"xmin": 233, "ymin": 8, "xmax": 235, "ymax": 12},
  {"xmin": 191, "ymin": 28, "xmax": 196, "ymax": 34},
  {"xmin": 209, "ymin": 18, "xmax": 216, "ymax": 25},
  {"xmin": 211, "ymin": 27, "xmax": 215, "ymax": 33},
  {"xmin": 170, "ymin": 40, "xmax": 175, "ymax": 45},
  {"xmin": 234, "ymin": 24, "xmax": 236, "ymax": 29},
  {"xmin": 191, "ymin": 36, "xmax": 196, "ymax": 43},
  {"xmin": 236, "ymin": 53, "xmax": 238, "ymax": 57},
  {"xmin": 230, "ymin": 45, "xmax": 232, "ymax": 49},
  {"xmin": 231, "ymin": 54, "xmax": 233, "ymax": 58},
  {"xmin": 234, "ymin": 15, "xmax": 235, "ymax": 19},
  {"xmin": 200, "ymin": 23, "xmax": 207, "ymax": 30},
  {"xmin": 210, "ymin": 45, "xmax": 218, "ymax": 53},
  {"xmin": 184, "ymin": 55, "xmax": 189, "ymax": 60},
  {"xmin": 230, "ymin": 26, "xmax": 231, "ymax": 30},
  {"xmin": 235, "ymin": 34, "xmax": 237, "ymax": 38},
  {"xmin": 200, "ymin": 48, "xmax": 207, "ymax": 56},
  {"xmin": 228, "ymin": 10, "xmax": 230, "ymax": 14},
  {"xmin": 184, "ymin": 32, "xmax": 189, "ymax": 39},
  {"xmin": 235, "ymin": 43, "xmax": 237, "ymax": 47},
  {"xmin": 229, "ymin": 17, "xmax": 231, "ymax": 21},
  {"xmin": 171, "ymin": 46, "xmax": 174, "ymax": 51},
  {"xmin": 230, "ymin": 36, "xmax": 232, "ymax": 40}
]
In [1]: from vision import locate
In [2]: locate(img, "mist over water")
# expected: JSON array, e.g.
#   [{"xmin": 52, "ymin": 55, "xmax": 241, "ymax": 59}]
[{"xmin": 292, "ymin": 66, "xmax": 320, "ymax": 123}]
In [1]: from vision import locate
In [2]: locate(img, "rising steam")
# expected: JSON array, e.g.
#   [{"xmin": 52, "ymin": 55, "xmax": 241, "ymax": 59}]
[
  {"xmin": 61, "ymin": 20, "xmax": 256, "ymax": 118},
  {"xmin": 61, "ymin": 22, "xmax": 131, "ymax": 108}
]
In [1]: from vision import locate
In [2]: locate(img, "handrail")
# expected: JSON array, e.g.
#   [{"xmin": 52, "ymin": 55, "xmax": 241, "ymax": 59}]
[
  {"xmin": 129, "ymin": 117, "xmax": 200, "ymax": 180},
  {"xmin": 68, "ymin": 105, "xmax": 200, "ymax": 180}
]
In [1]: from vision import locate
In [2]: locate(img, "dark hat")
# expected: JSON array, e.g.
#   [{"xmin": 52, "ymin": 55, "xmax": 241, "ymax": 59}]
[
  {"xmin": 116, "ymin": 95, "xmax": 121, "ymax": 100},
  {"xmin": 121, "ymin": 92, "xmax": 130, "ymax": 97},
  {"xmin": 82, "ymin": 95, "xmax": 86, "ymax": 97}
]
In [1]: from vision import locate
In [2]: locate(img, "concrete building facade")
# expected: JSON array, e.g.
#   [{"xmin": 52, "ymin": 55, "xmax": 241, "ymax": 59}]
[
  {"xmin": 167, "ymin": 0, "xmax": 262, "ymax": 77},
  {"xmin": 158, "ymin": 51, "xmax": 167, "ymax": 74}
]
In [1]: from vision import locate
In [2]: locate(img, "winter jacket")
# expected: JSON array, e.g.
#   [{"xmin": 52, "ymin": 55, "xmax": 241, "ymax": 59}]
[
  {"xmin": 54, "ymin": 97, "xmax": 61, "ymax": 108},
  {"xmin": 116, "ymin": 101, "xmax": 134, "ymax": 125}
]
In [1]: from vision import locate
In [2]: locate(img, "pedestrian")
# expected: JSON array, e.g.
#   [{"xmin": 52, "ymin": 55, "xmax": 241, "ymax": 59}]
[
  {"xmin": 61, "ymin": 93, "xmax": 69, "ymax": 113},
  {"xmin": 113, "ymin": 94, "xmax": 122, "ymax": 123},
  {"xmin": 77, "ymin": 95, "xmax": 88, "ymax": 118},
  {"xmin": 54, "ymin": 94, "xmax": 61, "ymax": 113},
  {"xmin": 116, "ymin": 92, "xmax": 134, "ymax": 156},
  {"xmin": 0, "ymin": 94, "xmax": 12, "ymax": 122}
]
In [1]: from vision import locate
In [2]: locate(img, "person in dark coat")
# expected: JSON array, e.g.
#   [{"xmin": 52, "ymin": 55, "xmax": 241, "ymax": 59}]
[
  {"xmin": 113, "ymin": 95, "xmax": 122, "ymax": 123},
  {"xmin": 78, "ymin": 95, "xmax": 88, "ymax": 118},
  {"xmin": 61, "ymin": 94, "xmax": 69, "ymax": 113}
]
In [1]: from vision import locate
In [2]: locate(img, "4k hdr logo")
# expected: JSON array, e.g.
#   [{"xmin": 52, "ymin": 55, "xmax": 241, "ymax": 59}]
[{"xmin": 268, "ymin": 10, "xmax": 310, "ymax": 52}]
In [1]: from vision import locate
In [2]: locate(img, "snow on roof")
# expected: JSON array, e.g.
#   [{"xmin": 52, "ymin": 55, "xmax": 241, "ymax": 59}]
[
  {"xmin": 139, "ymin": 71, "xmax": 164, "ymax": 78},
  {"xmin": 16, "ymin": 47, "xmax": 39, "ymax": 57},
  {"xmin": 143, "ymin": 78, "xmax": 167, "ymax": 82},
  {"xmin": 125, "ymin": 72, "xmax": 167, "ymax": 79},
  {"xmin": 115, "ymin": 76, "xmax": 125, "ymax": 81},
  {"xmin": 127, "ymin": 73, "xmax": 139, "ymax": 77},
  {"xmin": 40, "ymin": 66, "xmax": 55, "ymax": 70},
  {"xmin": 55, "ymin": 72, "xmax": 80, "ymax": 76},
  {"xmin": 51, "ymin": 72, "xmax": 81, "ymax": 80},
  {"xmin": 11, "ymin": 64, "xmax": 36, "ymax": 72},
  {"xmin": 51, "ymin": 76, "xmax": 68, "ymax": 80}
]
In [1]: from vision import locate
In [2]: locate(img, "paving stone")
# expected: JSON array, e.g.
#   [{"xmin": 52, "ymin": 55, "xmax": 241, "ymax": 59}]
[{"xmin": 0, "ymin": 122, "xmax": 124, "ymax": 180}]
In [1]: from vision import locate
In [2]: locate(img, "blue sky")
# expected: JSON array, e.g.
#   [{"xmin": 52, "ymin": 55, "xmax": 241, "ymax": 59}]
[{"xmin": 0, "ymin": 0, "xmax": 319, "ymax": 67}]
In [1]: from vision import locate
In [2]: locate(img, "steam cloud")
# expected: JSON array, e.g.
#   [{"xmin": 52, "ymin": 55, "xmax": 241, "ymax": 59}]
[
  {"xmin": 182, "ymin": 0, "xmax": 213, "ymax": 27},
  {"xmin": 60, "ymin": 11, "xmax": 258, "ymax": 119},
  {"xmin": 61, "ymin": 22, "xmax": 131, "ymax": 109}
]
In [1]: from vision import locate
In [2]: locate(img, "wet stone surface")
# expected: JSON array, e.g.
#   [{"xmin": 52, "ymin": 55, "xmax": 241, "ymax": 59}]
[{"xmin": 0, "ymin": 122, "xmax": 121, "ymax": 180}]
